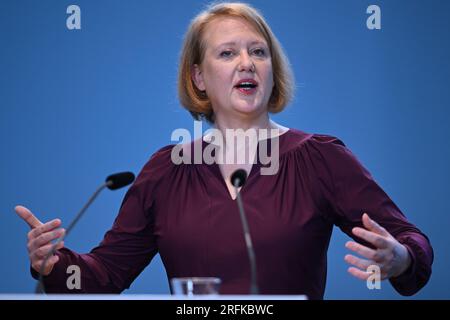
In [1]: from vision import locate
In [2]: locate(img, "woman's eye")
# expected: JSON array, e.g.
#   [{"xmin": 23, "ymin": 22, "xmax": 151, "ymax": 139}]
[
  {"xmin": 220, "ymin": 51, "xmax": 233, "ymax": 58},
  {"xmin": 252, "ymin": 48, "xmax": 266, "ymax": 56}
]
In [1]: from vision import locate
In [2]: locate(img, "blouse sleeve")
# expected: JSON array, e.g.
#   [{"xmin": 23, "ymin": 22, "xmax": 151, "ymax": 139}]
[
  {"xmin": 31, "ymin": 145, "xmax": 174, "ymax": 293},
  {"xmin": 304, "ymin": 134, "xmax": 433, "ymax": 296}
]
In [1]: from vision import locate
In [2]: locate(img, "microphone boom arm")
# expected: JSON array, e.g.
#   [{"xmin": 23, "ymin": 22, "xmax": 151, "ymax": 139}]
[
  {"xmin": 35, "ymin": 172, "xmax": 135, "ymax": 293},
  {"xmin": 36, "ymin": 182, "xmax": 109, "ymax": 293}
]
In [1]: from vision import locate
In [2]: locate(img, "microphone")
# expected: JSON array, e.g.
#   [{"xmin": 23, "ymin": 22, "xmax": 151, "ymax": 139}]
[
  {"xmin": 230, "ymin": 169, "xmax": 259, "ymax": 295},
  {"xmin": 230, "ymin": 169, "xmax": 247, "ymax": 188},
  {"xmin": 106, "ymin": 172, "xmax": 135, "ymax": 190},
  {"xmin": 35, "ymin": 171, "xmax": 135, "ymax": 293}
]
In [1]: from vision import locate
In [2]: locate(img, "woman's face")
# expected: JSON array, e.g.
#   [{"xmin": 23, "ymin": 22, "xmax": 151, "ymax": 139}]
[{"xmin": 192, "ymin": 17, "xmax": 274, "ymax": 121}]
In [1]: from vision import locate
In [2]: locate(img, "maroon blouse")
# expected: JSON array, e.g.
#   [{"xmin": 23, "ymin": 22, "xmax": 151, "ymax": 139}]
[{"xmin": 33, "ymin": 129, "xmax": 433, "ymax": 299}]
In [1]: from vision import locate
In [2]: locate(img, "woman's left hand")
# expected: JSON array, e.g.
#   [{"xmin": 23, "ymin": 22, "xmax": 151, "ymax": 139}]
[{"xmin": 344, "ymin": 213, "xmax": 412, "ymax": 280}]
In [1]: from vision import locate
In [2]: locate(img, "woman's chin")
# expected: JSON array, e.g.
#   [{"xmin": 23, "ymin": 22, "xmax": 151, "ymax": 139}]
[{"xmin": 231, "ymin": 102, "xmax": 263, "ymax": 115}]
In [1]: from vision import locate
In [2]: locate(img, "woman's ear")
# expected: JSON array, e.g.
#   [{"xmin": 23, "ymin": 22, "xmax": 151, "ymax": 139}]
[{"xmin": 192, "ymin": 64, "xmax": 206, "ymax": 91}]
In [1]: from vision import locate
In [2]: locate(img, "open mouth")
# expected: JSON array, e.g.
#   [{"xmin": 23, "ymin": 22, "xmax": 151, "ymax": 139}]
[{"xmin": 234, "ymin": 80, "xmax": 258, "ymax": 95}]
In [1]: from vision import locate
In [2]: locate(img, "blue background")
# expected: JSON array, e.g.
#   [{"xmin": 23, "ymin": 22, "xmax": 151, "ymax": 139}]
[{"xmin": 1, "ymin": 0, "xmax": 449, "ymax": 299}]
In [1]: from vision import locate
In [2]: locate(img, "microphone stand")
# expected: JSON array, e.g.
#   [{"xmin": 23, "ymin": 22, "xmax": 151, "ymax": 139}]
[{"xmin": 233, "ymin": 181, "xmax": 259, "ymax": 295}]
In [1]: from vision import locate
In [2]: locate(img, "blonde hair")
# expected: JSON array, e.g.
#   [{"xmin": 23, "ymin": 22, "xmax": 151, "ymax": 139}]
[{"xmin": 178, "ymin": 2, "xmax": 295, "ymax": 123}]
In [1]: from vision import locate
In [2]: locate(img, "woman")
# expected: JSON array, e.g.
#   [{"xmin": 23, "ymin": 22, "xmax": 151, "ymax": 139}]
[{"xmin": 15, "ymin": 3, "xmax": 433, "ymax": 299}]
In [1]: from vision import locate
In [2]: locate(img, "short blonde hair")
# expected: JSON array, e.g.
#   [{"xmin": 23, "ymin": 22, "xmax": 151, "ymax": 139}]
[{"xmin": 178, "ymin": 2, "xmax": 295, "ymax": 123}]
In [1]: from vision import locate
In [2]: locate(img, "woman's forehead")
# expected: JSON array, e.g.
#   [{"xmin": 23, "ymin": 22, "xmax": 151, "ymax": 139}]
[{"xmin": 202, "ymin": 17, "xmax": 267, "ymax": 47}]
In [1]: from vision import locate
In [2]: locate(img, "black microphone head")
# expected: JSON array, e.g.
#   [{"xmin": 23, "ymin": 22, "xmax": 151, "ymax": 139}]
[
  {"xmin": 230, "ymin": 169, "xmax": 247, "ymax": 188},
  {"xmin": 106, "ymin": 172, "xmax": 135, "ymax": 190}
]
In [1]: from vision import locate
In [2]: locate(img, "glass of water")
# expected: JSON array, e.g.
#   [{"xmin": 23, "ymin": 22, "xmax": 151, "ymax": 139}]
[{"xmin": 170, "ymin": 277, "xmax": 221, "ymax": 296}]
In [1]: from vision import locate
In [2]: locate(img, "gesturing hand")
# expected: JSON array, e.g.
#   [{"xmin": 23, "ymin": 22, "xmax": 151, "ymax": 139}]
[
  {"xmin": 15, "ymin": 205, "xmax": 65, "ymax": 276},
  {"xmin": 344, "ymin": 213, "xmax": 411, "ymax": 281}
]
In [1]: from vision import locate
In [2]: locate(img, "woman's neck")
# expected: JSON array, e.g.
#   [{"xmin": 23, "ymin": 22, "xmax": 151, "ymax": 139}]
[
  {"xmin": 213, "ymin": 112, "xmax": 288, "ymax": 134},
  {"xmin": 210, "ymin": 112, "xmax": 289, "ymax": 149}
]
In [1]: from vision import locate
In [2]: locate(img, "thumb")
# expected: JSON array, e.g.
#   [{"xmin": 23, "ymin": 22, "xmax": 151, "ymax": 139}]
[
  {"xmin": 362, "ymin": 212, "xmax": 389, "ymax": 237},
  {"xmin": 14, "ymin": 205, "xmax": 42, "ymax": 229}
]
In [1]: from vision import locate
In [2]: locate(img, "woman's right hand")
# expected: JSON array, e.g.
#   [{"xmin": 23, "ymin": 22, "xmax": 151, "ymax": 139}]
[{"xmin": 15, "ymin": 205, "xmax": 65, "ymax": 276}]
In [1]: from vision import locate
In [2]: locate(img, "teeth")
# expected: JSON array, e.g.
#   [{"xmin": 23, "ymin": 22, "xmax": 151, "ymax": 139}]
[{"xmin": 236, "ymin": 81, "xmax": 257, "ymax": 88}]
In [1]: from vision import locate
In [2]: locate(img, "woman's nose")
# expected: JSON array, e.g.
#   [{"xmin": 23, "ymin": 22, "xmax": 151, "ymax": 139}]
[{"xmin": 238, "ymin": 52, "xmax": 255, "ymax": 72}]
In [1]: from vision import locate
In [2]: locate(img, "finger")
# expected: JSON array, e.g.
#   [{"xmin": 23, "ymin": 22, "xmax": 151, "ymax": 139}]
[
  {"xmin": 347, "ymin": 267, "xmax": 371, "ymax": 281},
  {"xmin": 15, "ymin": 205, "xmax": 42, "ymax": 229},
  {"xmin": 344, "ymin": 254, "xmax": 375, "ymax": 271},
  {"xmin": 32, "ymin": 255, "xmax": 60, "ymax": 274},
  {"xmin": 31, "ymin": 241, "xmax": 65, "ymax": 260},
  {"xmin": 32, "ymin": 241, "xmax": 65, "ymax": 260},
  {"xmin": 362, "ymin": 213, "xmax": 389, "ymax": 237},
  {"xmin": 352, "ymin": 227, "xmax": 389, "ymax": 249},
  {"xmin": 28, "ymin": 219, "xmax": 62, "ymax": 240},
  {"xmin": 32, "ymin": 229, "xmax": 65, "ymax": 250},
  {"xmin": 345, "ymin": 241, "xmax": 377, "ymax": 261}
]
